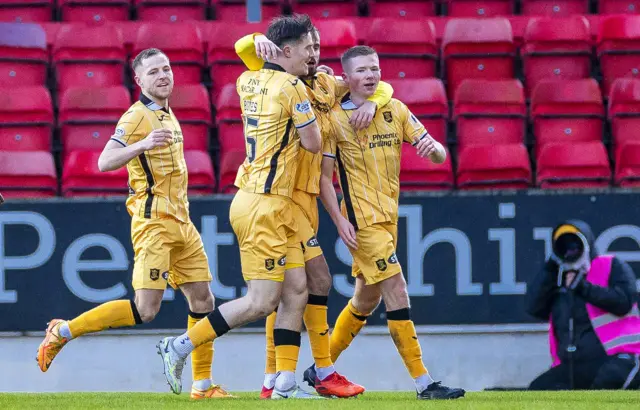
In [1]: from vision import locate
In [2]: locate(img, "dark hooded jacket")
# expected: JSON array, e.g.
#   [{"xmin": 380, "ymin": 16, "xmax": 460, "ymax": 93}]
[{"xmin": 526, "ymin": 220, "xmax": 638, "ymax": 363}]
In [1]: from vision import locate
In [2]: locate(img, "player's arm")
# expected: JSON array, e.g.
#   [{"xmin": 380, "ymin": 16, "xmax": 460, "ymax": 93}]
[
  {"xmin": 283, "ymin": 81, "xmax": 321, "ymax": 153},
  {"xmin": 319, "ymin": 131, "xmax": 358, "ymax": 249},
  {"xmin": 399, "ymin": 102, "xmax": 446, "ymax": 164},
  {"xmin": 234, "ymin": 33, "xmax": 280, "ymax": 71},
  {"xmin": 98, "ymin": 113, "xmax": 172, "ymax": 172}
]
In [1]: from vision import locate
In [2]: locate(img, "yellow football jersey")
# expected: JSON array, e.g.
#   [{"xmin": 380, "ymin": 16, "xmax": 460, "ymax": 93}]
[
  {"xmin": 234, "ymin": 34, "xmax": 394, "ymax": 195},
  {"xmin": 234, "ymin": 62, "xmax": 317, "ymax": 198},
  {"xmin": 323, "ymin": 97, "xmax": 428, "ymax": 229},
  {"xmin": 111, "ymin": 93, "xmax": 189, "ymax": 223}
]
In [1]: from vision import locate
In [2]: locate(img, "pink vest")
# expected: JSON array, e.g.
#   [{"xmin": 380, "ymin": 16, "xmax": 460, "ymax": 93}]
[{"xmin": 549, "ymin": 255, "xmax": 640, "ymax": 367}]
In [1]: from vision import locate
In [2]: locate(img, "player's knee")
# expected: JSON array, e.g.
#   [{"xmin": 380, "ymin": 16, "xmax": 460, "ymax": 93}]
[
  {"xmin": 381, "ymin": 273, "xmax": 410, "ymax": 310},
  {"xmin": 306, "ymin": 257, "xmax": 332, "ymax": 296},
  {"xmin": 353, "ymin": 294, "xmax": 380, "ymax": 315},
  {"xmin": 251, "ymin": 291, "xmax": 280, "ymax": 318},
  {"xmin": 136, "ymin": 304, "xmax": 160, "ymax": 323}
]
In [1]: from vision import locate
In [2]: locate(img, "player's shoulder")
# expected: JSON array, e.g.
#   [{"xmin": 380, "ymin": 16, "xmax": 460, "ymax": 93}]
[
  {"xmin": 118, "ymin": 101, "xmax": 146, "ymax": 122},
  {"xmin": 387, "ymin": 98, "xmax": 407, "ymax": 110},
  {"xmin": 315, "ymin": 72, "xmax": 337, "ymax": 86}
]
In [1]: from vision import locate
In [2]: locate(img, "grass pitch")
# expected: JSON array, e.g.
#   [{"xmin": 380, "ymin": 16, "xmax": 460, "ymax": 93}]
[{"xmin": 0, "ymin": 391, "xmax": 638, "ymax": 409}]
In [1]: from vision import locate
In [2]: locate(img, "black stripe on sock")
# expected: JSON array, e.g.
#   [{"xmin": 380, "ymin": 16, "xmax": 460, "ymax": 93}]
[
  {"xmin": 308, "ymin": 294, "xmax": 328, "ymax": 306},
  {"xmin": 189, "ymin": 310, "xmax": 211, "ymax": 320},
  {"xmin": 207, "ymin": 309, "xmax": 230, "ymax": 337},
  {"xmin": 130, "ymin": 300, "xmax": 143, "ymax": 325},
  {"xmin": 386, "ymin": 308, "xmax": 411, "ymax": 321},
  {"xmin": 273, "ymin": 329, "xmax": 301, "ymax": 347},
  {"xmin": 350, "ymin": 310, "xmax": 368, "ymax": 322}
]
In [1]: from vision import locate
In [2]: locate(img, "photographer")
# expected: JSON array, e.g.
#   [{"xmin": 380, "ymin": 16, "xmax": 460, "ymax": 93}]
[{"xmin": 526, "ymin": 220, "xmax": 640, "ymax": 390}]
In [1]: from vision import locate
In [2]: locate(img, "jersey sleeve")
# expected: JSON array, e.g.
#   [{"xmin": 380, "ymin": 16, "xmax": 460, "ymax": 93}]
[
  {"xmin": 281, "ymin": 80, "xmax": 317, "ymax": 129},
  {"xmin": 322, "ymin": 124, "xmax": 337, "ymax": 159},
  {"xmin": 111, "ymin": 109, "xmax": 147, "ymax": 146},
  {"xmin": 397, "ymin": 101, "xmax": 429, "ymax": 145},
  {"xmin": 368, "ymin": 81, "xmax": 393, "ymax": 109},
  {"xmin": 234, "ymin": 33, "xmax": 265, "ymax": 71}
]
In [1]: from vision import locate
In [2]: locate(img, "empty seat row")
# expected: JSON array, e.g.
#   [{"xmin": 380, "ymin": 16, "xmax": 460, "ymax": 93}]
[
  {"xmin": 4, "ymin": 15, "xmax": 640, "ymax": 97},
  {"xmin": 3, "ymin": 0, "xmax": 640, "ymax": 24}
]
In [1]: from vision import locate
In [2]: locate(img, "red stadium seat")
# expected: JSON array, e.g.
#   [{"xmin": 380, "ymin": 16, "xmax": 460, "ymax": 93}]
[
  {"xmin": 134, "ymin": 0, "xmax": 207, "ymax": 22},
  {"xmin": 185, "ymin": 150, "xmax": 215, "ymax": 194},
  {"xmin": 133, "ymin": 23, "xmax": 204, "ymax": 84},
  {"xmin": 59, "ymin": 0, "xmax": 130, "ymax": 23},
  {"xmin": 207, "ymin": 21, "xmax": 268, "ymax": 100},
  {"xmin": 427, "ymin": 16, "xmax": 448, "ymax": 48},
  {"xmin": 312, "ymin": 19, "xmax": 357, "ymax": 73},
  {"xmin": 400, "ymin": 144, "xmax": 454, "ymax": 190},
  {"xmin": 0, "ymin": 23, "xmax": 48, "ymax": 86},
  {"xmin": 52, "ymin": 24, "xmax": 126, "ymax": 93},
  {"xmin": 212, "ymin": 0, "xmax": 281, "ymax": 22},
  {"xmin": 522, "ymin": 16, "xmax": 592, "ymax": 96},
  {"xmin": 216, "ymin": 83, "xmax": 243, "ymax": 192},
  {"xmin": 537, "ymin": 142, "xmax": 611, "ymax": 188},
  {"xmin": 442, "ymin": 18, "xmax": 515, "ymax": 98},
  {"xmin": 0, "ymin": 151, "xmax": 57, "ymax": 198},
  {"xmin": 62, "ymin": 150, "xmax": 128, "ymax": 197},
  {"xmin": 444, "ymin": 0, "xmax": 514, "ymax": 17},
  {"xmin": 169, "ymin": 84, "xmax": 211, "ymax": 151},
  {"xmin": 598, "ymin": 15, "xmax": 640, "ymax": 96},
  {"xmin": 369, "ymin": 0, "xmax": 437, "ymax": 18},
  {"xmin": 598, "ymin": 0, "xmax": 640, "ymax": 14},
  {"xmin": 531, "ymin": 79, "xmax": 604, "ymax": 158},
  {"xmin": 288, "ymin": 0, "xmax": 358, "ymax": 19},
  {"xmin": 366, "ymin": 19, "xmax": 437, "ymax": 80},
  {"xmin": 453, "ymin": 79, "xmax": 526, "ymax": 152},
  {"xmin": 387, "ymin": 78, "xmax": 448, "ymax": 144},
  {"xmin": 608, "ymin": 78, "xmax": 640, "ymax": 158},
  {"xmin": 586, "ymin": 15, "xmax": 601, "ymax": 44},
  {"xmin": 508, "ymin": 15, "xmax": 533, "ymax": 49},
  {"xmin": 521, "ymin": 0, "xmax": 588, "ymax": 16},
  {"xmin": 615, "ymin": 142, "xmax": 640, "ymax": 187},
  {"xmin": 457, "ymin": 143, "xmax": 532, "ymax": 190},
  {"xmin": 38, "ymin": 21, "xmax": 61, "ymax": 54},
  {"xmin": 0, "ymin": 86, "xmax": 53, "ymax": 151},
  {"xmin": 58, "ymin": 86, "xmax": 131, "ymax": 160},
  {"xmin": 0, "ymin": 0, "xmax": 53, "ymax": 22}
]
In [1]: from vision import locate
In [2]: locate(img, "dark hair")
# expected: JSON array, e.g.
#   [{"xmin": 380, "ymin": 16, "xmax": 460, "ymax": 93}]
[
  {"xmin": 266, "ymin": 14, "xmax": 314, "ymax": 48},
  {"xmin": 341, "ymin": 45, "xmax": 377, "ymax": 67},
  {"xmin": 132, "ymin": 48, "xmax": 168, "ymax": 72}
]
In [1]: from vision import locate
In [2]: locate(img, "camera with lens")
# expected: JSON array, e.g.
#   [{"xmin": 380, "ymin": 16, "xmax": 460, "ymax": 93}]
[{"xmin": 552, "ymin": 230, "xmax": 591, "ymax": 287}]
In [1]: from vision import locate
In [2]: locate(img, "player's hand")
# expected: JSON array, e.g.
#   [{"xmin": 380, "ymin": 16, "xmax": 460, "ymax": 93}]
[
  {"xmin": 255, "ymin": 35, "xmax": 280, "ymax": 61},
  {"xmin": 415, "ymin": 135, "xmax": 438, "ymax": 158},
  {"xmin": 141, "ymin": 128, "xmax": 173, "ymax": 151},
  {"xmin": 337, "ymin": 216, "xmax": 358, "ymax": 250},
  {"xmin": 316, "ymin": 65, "xmax": 334, "ymax": 76},
  {"xmin": 350, "ymin": 101, "xmax": 376, "ymax": 130}
]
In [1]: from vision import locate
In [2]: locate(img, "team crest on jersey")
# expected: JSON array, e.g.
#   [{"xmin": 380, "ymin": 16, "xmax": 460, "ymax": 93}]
[
  {"xmin": 383, "ymin": 111, "xmax": 393, "ymax": 123},
  {"xmin": 265, "ymin": 259, "xmax": 275, "ymax": 271},
  {"xmin": 307, "ymin": 236, "xmax": 319, "ymax": 247},
  {"xmin": 376, "ymin": 259, "xmax": 388, "ymax": 271},
  {"xmin": 278, "ymin": 256, "xmax": 286, "ymax": 266},
  {"xmin": 388, "ymin": 253, "xmax": 398, "ymax": 264},
  {"xmin": 296, "ymin": 100, "xmax": 312, "ymax": 114},
  {"xmin": 150, "ymin": 269, "xmax": 160, "ymax": 281}
]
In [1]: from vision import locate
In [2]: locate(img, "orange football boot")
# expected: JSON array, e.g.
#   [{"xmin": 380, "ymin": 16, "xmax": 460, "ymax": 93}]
[
  {"xmin": 314, "ymin": 372, "xmax": 365, "ymax": 398},
  {"xmin": 260, "ymin": 385, "xmax": 274, "ymax": 399},
  {"xmin": 190, "ymin": 384, "xmax": 235, "ymax": 399},
  {"xmin": 37, "ymin": 319, "xmax": 69, "ymax": 372}
]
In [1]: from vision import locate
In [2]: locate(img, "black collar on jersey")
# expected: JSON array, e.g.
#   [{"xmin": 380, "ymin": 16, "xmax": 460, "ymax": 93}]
[
  {"xmin": 263, "ymin": 62, "xmax": 286, "ymax": 72},
  {"xmin": 340, "ymin": 92, "xmax": 358, "ymax": 110},
  {"xmin": 139, "ymin": 92, "xmax": 170, "ymax": 114}
]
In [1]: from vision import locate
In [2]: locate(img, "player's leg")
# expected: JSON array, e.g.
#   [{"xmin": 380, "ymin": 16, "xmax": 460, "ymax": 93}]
[
  {"xmin": 173, "ymin": 221, "xmax": 233, "ymax": 399},
  {"xmin": 261, "ymin": 310, "xmax": 277, "ymax": 398},
  {"xmin": 329, "ymin": 274, "xmax": 381, "ymax": 363},
  {"xmin": 37, "ymin": 217, "xmax": 169, "ymax": 372}
]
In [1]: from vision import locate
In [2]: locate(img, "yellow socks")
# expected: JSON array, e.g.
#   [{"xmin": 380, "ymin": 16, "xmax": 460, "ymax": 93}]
[
  {"xmin": 387, "ymin": 308, "xmax": 428, "ymax": 378},
  {"xmin": 188, "ymin": 311, "xmax": 214, "ymax": 384},
  {"xmin": 265, "ymin": 311, "xmax": 277, "ymax": 374},
  {"xmin": 67, "ymin": 300, "xmax": 142, "ymax": 338},
  {"xmin": 274, "ymin": 329, "xmax": 301, "ymax": 373},
  {"xmin": 304, "ymin": 295, "xmax": 332, "ymax": 368},
  {"xmin": 330, "ymin": 299, "xmax": 368, "ymax": 363},
  {"xmin": 187, "ymin": 309, "xmax": 229, "ymax": 348}
]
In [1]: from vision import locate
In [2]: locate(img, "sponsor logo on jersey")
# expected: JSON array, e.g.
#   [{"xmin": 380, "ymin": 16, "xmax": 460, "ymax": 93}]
[
  {"xmin": 115, "ymin": 127, "xmax": 126, "ymax": 137},
  {"xmin": 278, "ymin": 256, "xmax": 287, "ymax": 266},
  {"xmin": 307, "ymin": 236, "xmax": 319, "ymax": 247},
  {"xmin": 162, "ymin": 271, "xmax": 169, "ymax": 280},
  {"xmin": 296, "ymin": 100, "xmax": 312, "ymax": 114},
  {"xmin": 388, "ymin": 253, "xmax": 398, "ymax": 264}
]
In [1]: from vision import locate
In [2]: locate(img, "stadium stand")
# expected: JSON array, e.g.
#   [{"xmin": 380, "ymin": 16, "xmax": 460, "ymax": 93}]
[{"xmin": 3, "ymin": 1, "xmax": 640, "ymax": 197}]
